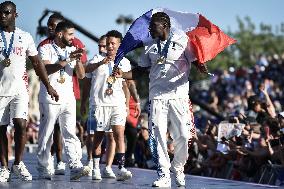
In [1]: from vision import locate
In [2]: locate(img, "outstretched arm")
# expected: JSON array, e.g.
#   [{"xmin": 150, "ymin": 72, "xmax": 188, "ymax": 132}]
[
  {"xmin": 260, "ymin": 87, "xmax": 276, "ymax": 118},
  {"xmin": 114, "ymin": 66, "xmax": 149, "ymax": 80},
  {"xmin": 85, "ymin": 56, "xmax": 114, "ymax": 73},
  {"xmin": 75, "ymin": 59, "xmax": 85, "ymax": 79}
]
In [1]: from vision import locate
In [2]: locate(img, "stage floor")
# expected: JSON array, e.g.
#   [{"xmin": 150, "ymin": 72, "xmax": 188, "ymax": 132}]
[{"xmin": 0, "ymin": 153, "xmax": 278, "ymax": 189}]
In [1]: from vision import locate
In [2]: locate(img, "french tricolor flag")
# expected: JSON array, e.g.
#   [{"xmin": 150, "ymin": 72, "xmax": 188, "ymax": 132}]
[{"xmin": 114, "ymin": 8, "xmax": 236, "ymax": 66}]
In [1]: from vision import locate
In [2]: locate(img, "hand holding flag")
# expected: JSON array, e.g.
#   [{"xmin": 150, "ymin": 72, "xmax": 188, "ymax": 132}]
[{"xmin": 114, "ymin": 8, "xmax": 236, "ymax": 69}]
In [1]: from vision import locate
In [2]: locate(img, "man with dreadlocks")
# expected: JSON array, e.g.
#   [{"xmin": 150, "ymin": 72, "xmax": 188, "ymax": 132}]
[{"xmin": 114, "ymin": 12, "xmax": 197, "ymax": 187}]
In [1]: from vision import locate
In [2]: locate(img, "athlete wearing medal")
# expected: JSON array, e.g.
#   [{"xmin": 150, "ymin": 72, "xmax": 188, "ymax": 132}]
[
  {"xmin": 114, "ymin": 12, "xmax": 196, "ymax": 187},
  {"xmin": 84, "ymin": 30, "xmax": 132, "ymax": 181},
  {"xmin": 37, "ymin": 21, "xmax": 90, "ymax": 180},
  {"xmin": 0, "ymin": 1, "xmax": 58, "ymax": 182}
]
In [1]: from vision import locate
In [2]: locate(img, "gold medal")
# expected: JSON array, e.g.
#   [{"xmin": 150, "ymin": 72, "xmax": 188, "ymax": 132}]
[
  {"xmin": 57, "ymin": 76, "xmax": 65, "ymax": 84},
  {"xmin": 107, "ymin": 76, "xmax": 116, "ymax": 84},
  {"xmin": 156, "ymin": 57, "xmax": 165, "ymax": 64},
  {"xmin": 105, "ymin": 88, "xmax": 113, "ymax": 95},
  {"xmin": 2, "ymin": 58, "xmax": 11, "ymax": 67}
]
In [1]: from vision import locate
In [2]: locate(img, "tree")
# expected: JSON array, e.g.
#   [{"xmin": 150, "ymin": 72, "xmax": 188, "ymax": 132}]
[
  {"xmin": 200, "ymin": 16, "xmax": 284, "ymax": 79},
  {"xmin": 116, "ymin": 15, "xmax": 134, "ymax": 36}
]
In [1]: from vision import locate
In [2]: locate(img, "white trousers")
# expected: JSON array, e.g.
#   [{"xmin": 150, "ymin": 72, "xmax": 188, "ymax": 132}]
[
  {"xmin": 148, "ymin": 98, "xmax": 194, "ymax": 177},
  {"xmin": 37, "ymin": 102, "xmax": 82, "ymax": 168}
]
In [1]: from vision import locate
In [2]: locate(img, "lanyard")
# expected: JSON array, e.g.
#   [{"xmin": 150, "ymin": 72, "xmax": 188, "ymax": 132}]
[
  {"xmin": 108, "ymin": 61, "xmax": 113, "ymax": 76},
  {"xmin": 52, "ymin": 43, "xmax": 68, "ymax": 61},
  {"xmin": 52, "ymin": 43, "xmax": 67, "ymax": 75},
  {"xmin": 157, "ymin": 33, "xmax": 172, "ymax": 59},
  {"xmin": 1, "ymin": 30, "xmax": 15, "ymax": 58}
]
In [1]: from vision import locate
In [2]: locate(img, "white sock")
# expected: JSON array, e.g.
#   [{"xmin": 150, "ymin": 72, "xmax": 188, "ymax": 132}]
[{"xmin": 93, "ymin": 158, "xmax": 100, "ymax": 169}]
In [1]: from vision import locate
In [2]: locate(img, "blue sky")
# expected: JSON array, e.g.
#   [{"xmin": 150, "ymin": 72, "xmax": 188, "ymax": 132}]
[{"xmin": 12, "ymin": 0, "xmax": 284, "ymax": 57}]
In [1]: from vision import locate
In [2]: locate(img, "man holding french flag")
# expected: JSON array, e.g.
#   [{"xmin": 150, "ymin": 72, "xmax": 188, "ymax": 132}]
[{"xmin": 114, "ymin": 8, "xmax": 235, "ymax": 187}]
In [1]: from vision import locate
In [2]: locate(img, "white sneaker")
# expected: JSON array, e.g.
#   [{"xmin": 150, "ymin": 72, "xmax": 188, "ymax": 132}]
[
  {"xmin": 10, "ymin": 161, "xmax": 32, "ymax": 181},
  {"xmin": 116, "ymin": 167, "xmax": 132, "ymax": 181},
  {"xmin": 152, "ymin": 175, "xmax": 171, "ymax": 187},
  {"xmin": 86, "ymin": 160, "xmax": 93, "ymax": 177},
  {"xmin": 92, "ymin": 168, "xmax": 102, "ymax": 180},
  {"xmin": 55, "ymin": 161, "xmax": 65, "ymax": 175},
  {"xmin": 170, "ymin": 167, "xmax": 185, "ymax": 187},
  {"xmin": 70, "ymin": 166, "xmax": 90, "ymax": 180},
  {"xmin": 102, "ymin": 167, "xmax": 116, "ymax": 179},
  {"xmin": 49, "ymin": 156, "xmax": 55, "ymax": 175},
  {"xmin": 37, "ymin": 163, "xmax": 53, "ymax": 180},
  {"xmin": 175, "ymin": 172, "xmax": 185, "ymax": 187},
  {"xmin": 0, "ymin": 167, "xmax": 10, "ymax": 182}
]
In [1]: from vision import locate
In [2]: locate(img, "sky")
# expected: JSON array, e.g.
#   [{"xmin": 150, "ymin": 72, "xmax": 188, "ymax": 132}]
[{"xmin": 12, "ymin": 0, "xmax": 284, "ymax": 57}]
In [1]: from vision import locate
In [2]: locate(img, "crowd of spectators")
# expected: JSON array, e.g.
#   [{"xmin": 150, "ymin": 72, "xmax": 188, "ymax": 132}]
[{"xmin": 186, "ymin": 54, "xmax": 284, "ymax": 185}]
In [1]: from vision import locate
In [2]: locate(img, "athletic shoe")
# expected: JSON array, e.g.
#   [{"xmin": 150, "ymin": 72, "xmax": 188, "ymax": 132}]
[
  {"xmin": 55, "ymin": 161, "xmax": 65, "ymax": 175},
  {"xmin": 102, "ymin": 167, "xmax": 116, "ymax": 179},
  {"xmin": 170, "ymin": 166, "xmax": 185, "ymax": 187},
  {"xmin": 0, "ymin": 167, "xmax": 10, "ymax": 182},
  {"xmin": 37, "ymin": 163, "xmax": 53, "ymax": 180},
  {"xmin": 70, "ymin": 166, "xmax": 90, "ymax": 180},
  {"xmin": 49, "ymin": 156, "xmax": 55, "ymax": 175},
  {"xmin": 174, "ymin": 172, "xmax": 185, "ymax": 187},
  {"xmin": 86, "ymin": 160, "xmax": 93, "ymax": 177},
  {"xmin": 10, "ymin": 161, "xmax": 32, "ymax": 181},
  {"xmin": 152, "ymin": 175, "xmax": 171, "ymax": 187},
  {"xmin": 116, "ymin": 167, "xmax": 132, "ymax": 181},
  {"xmin": 92, "ymin": 168, "xmax": 102, "ymax": 180}
]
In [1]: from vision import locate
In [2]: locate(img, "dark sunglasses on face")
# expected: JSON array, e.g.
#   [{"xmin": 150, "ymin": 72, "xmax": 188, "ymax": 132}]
[{"xmin": 0, "ymin": 10, "xmax": 13, "ymax": 15}]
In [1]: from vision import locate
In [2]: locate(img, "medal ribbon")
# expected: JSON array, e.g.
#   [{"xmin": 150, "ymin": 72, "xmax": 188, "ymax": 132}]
[
  {"xmin": 156, "ymin": 33, "xmax": 172, "ymax": 77},
  {"xmin": 156, "ymin": 33, "xmax": 172, "ymax": 60},
  {"xmin": 107, "ymin": 61, "xmax": 113, "ymax": 89},
  {"xmin": 1, "ymin": 30, "xmax": 15, "ymax": 58},
  {"xmin": 52, "ymin": 43, "xmax": 67, "ymax": 77}
]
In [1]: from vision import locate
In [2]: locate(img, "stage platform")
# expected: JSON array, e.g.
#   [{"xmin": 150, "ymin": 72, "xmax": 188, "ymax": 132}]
[{"xmin": 0, "ymin": 153, "xmax": 278, "ymax": 189}]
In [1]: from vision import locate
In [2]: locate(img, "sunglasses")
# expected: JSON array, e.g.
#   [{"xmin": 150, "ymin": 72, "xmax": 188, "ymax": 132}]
[{"xmin": 0, "ymin": 10, "xmax": 13, "ymax": 15}]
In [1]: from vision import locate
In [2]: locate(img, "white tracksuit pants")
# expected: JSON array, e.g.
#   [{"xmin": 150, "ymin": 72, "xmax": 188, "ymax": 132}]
[
  {"xmin": 37, "ymin": 101, "xmax": 82, "ymax": 168},
  {"xmin": 148, "ymin": 98, "xmax": 194, "ymax": 177}
]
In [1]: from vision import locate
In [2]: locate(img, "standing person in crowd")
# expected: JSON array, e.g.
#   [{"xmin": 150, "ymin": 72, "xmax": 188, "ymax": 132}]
[
  {"xmin": 114, "ymin": 12, "xmax": 197, "ymax": 187},
  {"xmin": 247, "ymin": 82, "xmax": 276, "ymax": 125},
  {"xmin": 81, "ymin": 34, "xmax": 117, "ymax": 178},
  {"xmin": 38, "ymin": 13, "xmax": 88, "ymax": 175},
  {"xmin": 0, "ymin": 1, "xmax": 58, "ymax": 182},
  {"xmin": 125, "ymin": 79, "xmax": 141, "ymax": 167},
  {"xmin": 82, "ymin": 30, "xmax": 132, "ymax": 181},
  {"xmin": 37, "ymin": 21, "xmax": 90, "ymax": 180}
]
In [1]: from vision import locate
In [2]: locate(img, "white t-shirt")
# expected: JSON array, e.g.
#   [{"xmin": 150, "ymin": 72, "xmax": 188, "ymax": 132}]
[
  {"xmin": 139, "ymin": 29, "xmax": 196, "ymax": 100},
  {"xmin": 86, "ymin": 54, "xmax": 131, "ymax": 106},
  {"xmin": 38, "ymin": 42, "xmax": 76, "ymax": 104},
  {"xmin": 0, "ymin": 27, "xmax": 38, "ymax": 96}
]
